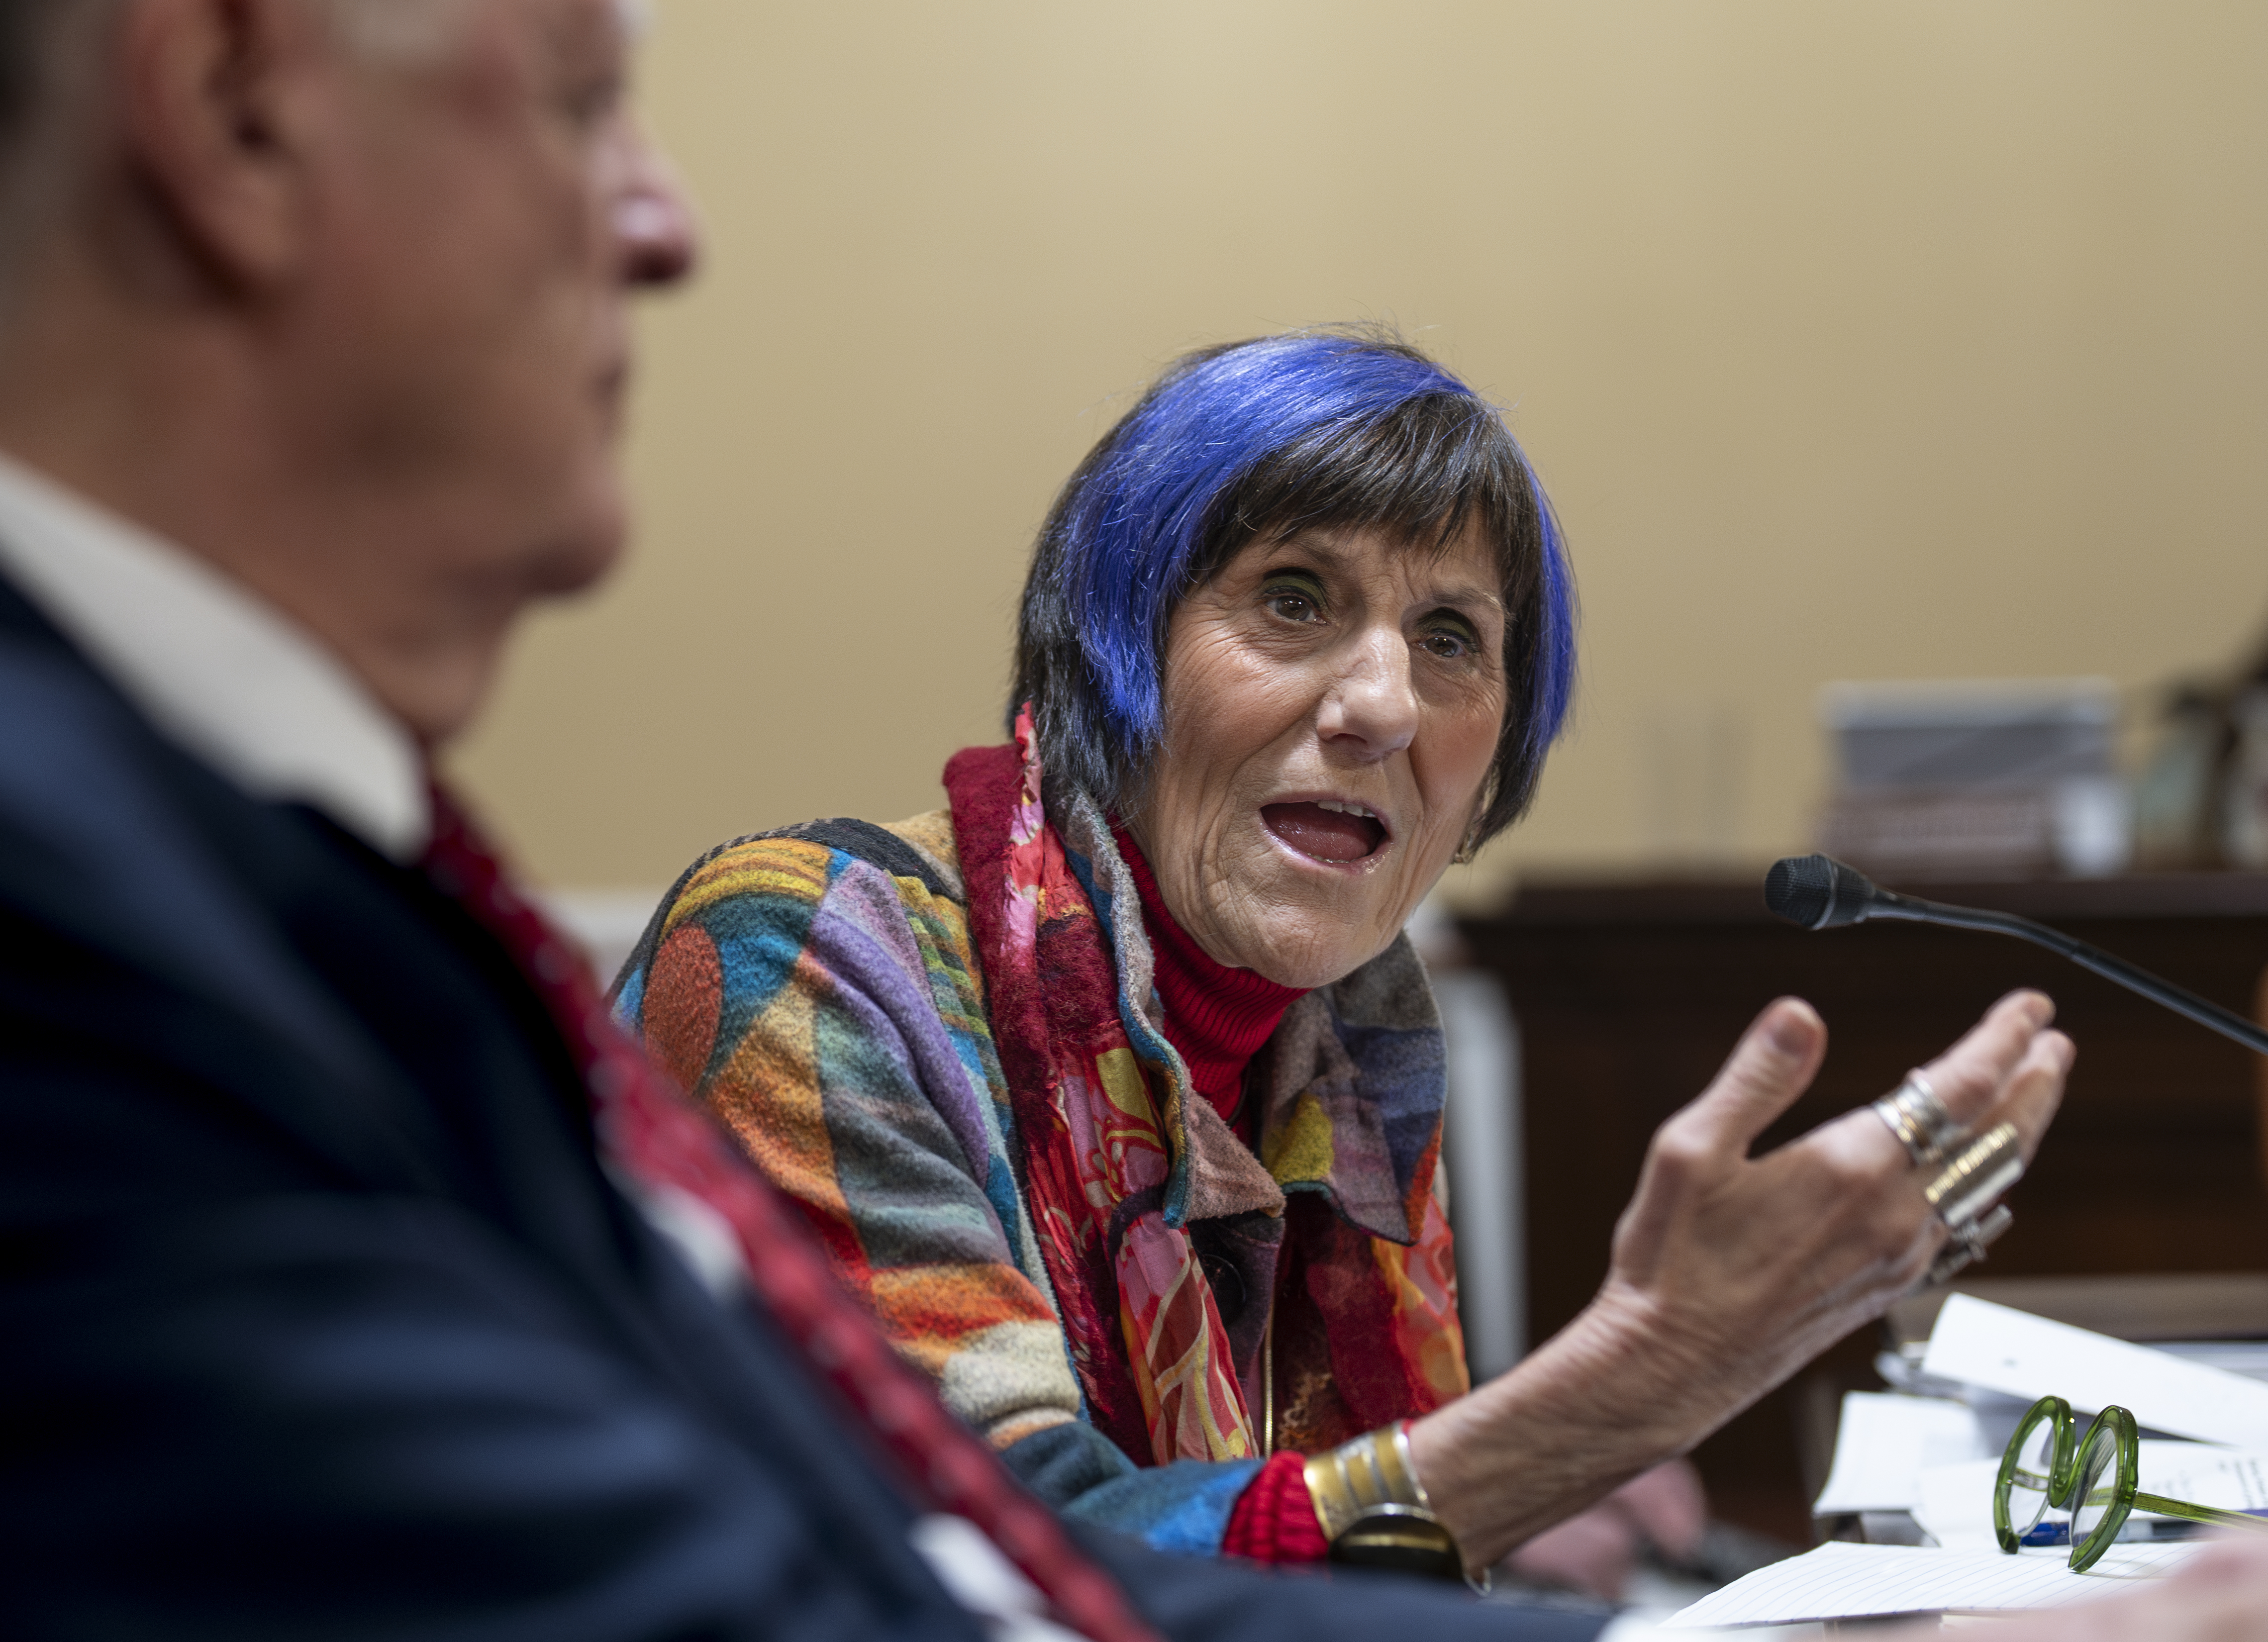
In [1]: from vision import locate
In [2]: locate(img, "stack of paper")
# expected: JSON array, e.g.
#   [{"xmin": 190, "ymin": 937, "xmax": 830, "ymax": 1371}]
[
  {"xmin": 1675, "ymin": 1295, "xmax": 2268, "ymax": 1628},
  {"xmin": 1923, "ymin": 1294, "xmax": 2268, "ymax": 1447},
  {"xmin": 1814, "ymin": 1297, "xmax": 2268, "ymax": 1522},
  {"xmin": 1810, "ymin": 1392, "xmax": 1991, "ymax": 1516}
]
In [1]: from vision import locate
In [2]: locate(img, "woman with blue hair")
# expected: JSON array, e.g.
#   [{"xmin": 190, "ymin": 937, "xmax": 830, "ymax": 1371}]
[{"xmin": 618, "ymin": 330, "xmax": 2068, "ymax": 1586}]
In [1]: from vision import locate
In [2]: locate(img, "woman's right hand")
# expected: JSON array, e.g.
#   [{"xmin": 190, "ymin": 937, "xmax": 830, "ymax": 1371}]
[{"xmin": 1409, "ymin": 988, "xmax": 2072, "ymax": 1570}]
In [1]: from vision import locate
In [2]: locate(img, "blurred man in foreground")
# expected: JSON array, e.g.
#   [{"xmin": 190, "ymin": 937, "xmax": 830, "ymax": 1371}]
[
  {"xmin": 0, "ymin": 3, "xmax": 2260, "ymax": 1640},
  {"xmin": 0, "ymin": 1, "xmax": 1604, "ymax": 1637}
]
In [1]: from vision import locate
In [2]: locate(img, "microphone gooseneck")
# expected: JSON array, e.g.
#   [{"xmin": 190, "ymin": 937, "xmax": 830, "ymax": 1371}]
[{"xmin": 1763, "ymin": 853, "xmax": 2268, "ymax": 1058}]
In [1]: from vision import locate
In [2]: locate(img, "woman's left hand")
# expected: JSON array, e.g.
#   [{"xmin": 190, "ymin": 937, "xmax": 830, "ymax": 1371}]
[
  {"xmin": 1408, "ymin": 988, "xmax": 2071, "ymax": 1570},
  {"xmin": 1587, "ymin": 988, "xmax": 2070, "ymax": 1428}
]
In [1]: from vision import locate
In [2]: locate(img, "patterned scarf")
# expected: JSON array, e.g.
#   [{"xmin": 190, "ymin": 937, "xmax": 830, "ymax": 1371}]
[{"xmin": 945, "ymin": 712, "xmax": 1468, "ymax": 1469}]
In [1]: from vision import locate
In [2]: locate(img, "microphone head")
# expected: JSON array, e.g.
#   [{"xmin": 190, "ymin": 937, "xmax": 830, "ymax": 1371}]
[{"xmin": 1764, "ymin": 854, "xmax": 1879, "ymax": 930}]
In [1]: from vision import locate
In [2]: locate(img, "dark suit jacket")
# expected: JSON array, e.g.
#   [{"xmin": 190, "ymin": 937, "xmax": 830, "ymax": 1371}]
[{"xmin": 0, "ymin": 573, "xmax": 1603, "ymax": 1641}]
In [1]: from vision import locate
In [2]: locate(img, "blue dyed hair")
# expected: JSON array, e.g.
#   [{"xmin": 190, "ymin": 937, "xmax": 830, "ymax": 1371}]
[{"xmin": 1011, "ymin": 327, "xmax": 1578, "ymax": 849}]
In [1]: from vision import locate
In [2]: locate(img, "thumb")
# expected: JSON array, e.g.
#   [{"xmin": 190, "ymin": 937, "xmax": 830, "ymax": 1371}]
[{"xmin": 1676, "ymin": 997, "xmax": 1827, "ymax": 1157}]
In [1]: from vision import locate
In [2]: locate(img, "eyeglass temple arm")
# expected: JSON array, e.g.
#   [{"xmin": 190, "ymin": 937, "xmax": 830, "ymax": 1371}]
[
  {"xmin": 2129, "ymin": 1492, "xmax": 2268, "ymax": 1531},
  {"xmin": 1865, "ymin": 892, "xmax": 2268, "ymax": 1057}
]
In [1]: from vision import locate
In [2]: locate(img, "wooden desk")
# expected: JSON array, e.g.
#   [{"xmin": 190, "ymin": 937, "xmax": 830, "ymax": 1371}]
[{"xmin": 1458, "ymin": 872, "xmax": 2268, "ymax": 1540}]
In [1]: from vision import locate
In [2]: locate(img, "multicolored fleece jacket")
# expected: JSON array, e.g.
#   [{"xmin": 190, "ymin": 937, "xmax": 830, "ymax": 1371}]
[{"xmin": 613, "ymin": 792, "xmax": 1466, "ymax": 1557}]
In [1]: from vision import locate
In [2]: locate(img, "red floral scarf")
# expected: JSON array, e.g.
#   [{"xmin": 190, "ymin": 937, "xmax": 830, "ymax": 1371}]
[{"xmin": 946, "ymin": 711, "xmax": 1467, "ymax": 1466}]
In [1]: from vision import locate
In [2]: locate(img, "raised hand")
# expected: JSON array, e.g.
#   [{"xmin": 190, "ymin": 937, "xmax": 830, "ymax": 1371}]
[
  {"xmin": 1597, "ymin": 989, "xmax": 2069, "ymax": 1418},
  {"xmin": 1409, "ymin": 990, "xmax": 2072, "ymax": 1570}
]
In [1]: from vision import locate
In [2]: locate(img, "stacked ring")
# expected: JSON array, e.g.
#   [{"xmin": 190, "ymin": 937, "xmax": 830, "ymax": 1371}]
[
  {"xmin": 1919, "ymin": 1122, "xmax": 2025, "ymax": 1286},
  {"xmin": 1924, "ymin": 1122, "xmax": 2024, "ymax": 1229},
  {"xmin": 1871, "ymin": 1070, "xmax": 1966, "ymax": 1167}
]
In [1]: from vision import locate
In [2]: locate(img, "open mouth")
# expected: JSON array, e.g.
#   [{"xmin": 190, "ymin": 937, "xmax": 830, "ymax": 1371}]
[{"xmin": 1261, "ymin": 800, "xmax": 1388, "ymax": 865}]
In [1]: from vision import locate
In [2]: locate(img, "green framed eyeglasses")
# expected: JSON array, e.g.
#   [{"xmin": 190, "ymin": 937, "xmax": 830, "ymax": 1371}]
[{"xmin": 1994, "ymin": 1395, "xmax": 2268, "ymax": 1572}]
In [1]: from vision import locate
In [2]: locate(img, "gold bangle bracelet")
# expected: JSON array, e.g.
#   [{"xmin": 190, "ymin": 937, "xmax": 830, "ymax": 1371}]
[{"xmin": 1303, "ymin": 1424, "xmax": 1473, "ymax": 1586}]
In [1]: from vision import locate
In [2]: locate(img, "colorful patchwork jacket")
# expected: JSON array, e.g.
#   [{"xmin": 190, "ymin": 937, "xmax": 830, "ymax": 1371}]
[{"xmin": 615, "ymin": 731, "xmax": 1467, "ymax": 1557}]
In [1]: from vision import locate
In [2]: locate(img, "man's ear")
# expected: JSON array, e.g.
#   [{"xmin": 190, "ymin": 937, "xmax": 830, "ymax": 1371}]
[{"xmin": 115, "ymin": 0, "xmax": 329, "ymax": 293}]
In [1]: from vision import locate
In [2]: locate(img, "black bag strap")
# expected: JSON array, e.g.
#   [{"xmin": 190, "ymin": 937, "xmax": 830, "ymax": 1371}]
[{"xmin": 608, "ymin": 818, "xmax": 956, "ymax": 1000}]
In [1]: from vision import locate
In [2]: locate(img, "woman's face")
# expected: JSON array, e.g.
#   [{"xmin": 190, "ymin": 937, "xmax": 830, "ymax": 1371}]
[{"xmin": 1126, "ymin": 522, "xmax": 1508, "ymax": 989}]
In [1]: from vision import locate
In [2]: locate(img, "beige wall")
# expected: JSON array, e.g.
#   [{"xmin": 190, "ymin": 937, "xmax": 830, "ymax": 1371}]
[{"xmin": 451, "ymin": 0, "xmax": 2268, "ymax": 908}]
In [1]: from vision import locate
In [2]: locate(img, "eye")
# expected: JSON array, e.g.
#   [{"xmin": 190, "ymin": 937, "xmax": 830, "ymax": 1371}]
[
  {"xmin": 1261, "ymin": 574, "xmax": 1328, "ymax": 624},
  {"xmin": 1420, "ymin": 616, "xmax": 1482, "ymax": 662}
]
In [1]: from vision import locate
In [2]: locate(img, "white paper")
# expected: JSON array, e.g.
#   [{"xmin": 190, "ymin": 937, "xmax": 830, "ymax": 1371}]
[
  {"xmin": 2135, "ymin": 1443, "xmax": 2268, "ymax": 1510},
  {"xmin": 1923, "ymin": 1294, "xmax": 2268, "ymax": 1449},
  {"xmin": 1813, "ymin": 1392, "xmax": 1991, "ymax": 1514},
  {"xmin": 1911, "ymin": 1457, "xmax": 2008, "ymax": 1551},
  {"xmin": 1663, "ymin": 1540, "xmax": 2205, "ymax": 1628}
]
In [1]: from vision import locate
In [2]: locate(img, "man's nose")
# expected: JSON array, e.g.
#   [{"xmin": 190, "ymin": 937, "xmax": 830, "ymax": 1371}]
[
  {"xmin": 614, "ymin": 127, "xmax": 699, "ymax": 288},
  {"xmin": 1318, "ymin": 626, "xmax": 1420, "ymax": 758}
]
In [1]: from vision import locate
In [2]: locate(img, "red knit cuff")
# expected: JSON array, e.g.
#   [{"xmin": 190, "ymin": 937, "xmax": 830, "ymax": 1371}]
[{"xmin": 1221, "ymin": 1450, "xmax": 1330, "ymax": 1563}]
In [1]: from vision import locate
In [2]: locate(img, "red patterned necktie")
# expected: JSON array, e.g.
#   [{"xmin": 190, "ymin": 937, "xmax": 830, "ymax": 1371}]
[{"xmin": 421, "ymin": 786, "xmax": 1158, "ymax": 1642}]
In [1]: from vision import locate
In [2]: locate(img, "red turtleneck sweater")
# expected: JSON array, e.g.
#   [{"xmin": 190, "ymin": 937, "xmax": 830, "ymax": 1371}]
[
  {"xmin": 1111, "ymin": 826, "xmax": 1306, "ymax": 1128},
  {"xmin": 1112, "ymin": 826, "xmax": 1329, "ymax": 1562}
]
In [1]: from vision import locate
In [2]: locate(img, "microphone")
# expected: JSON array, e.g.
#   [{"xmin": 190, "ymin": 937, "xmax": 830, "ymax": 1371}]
[{"xmin": 1764, "ymin": 853, "xmax": 2268, "ymax": 1057}]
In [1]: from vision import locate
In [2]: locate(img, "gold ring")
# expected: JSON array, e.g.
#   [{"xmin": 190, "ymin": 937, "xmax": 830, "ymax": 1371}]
[{"xmin": 1925, "ymin": 1123, "xmax": 2024, "ymax": 1231}]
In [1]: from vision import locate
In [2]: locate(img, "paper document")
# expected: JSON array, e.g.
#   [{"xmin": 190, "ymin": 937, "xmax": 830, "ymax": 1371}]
[
  {"xmin": 1910, "ymin": 1457, "xmax": 2007, "ymax": 1551},
  {"xmin": 2133, "ymin": 1443, "xmax": 2268, "ymax": 1509},
  {"xmin": 1663, "ymin": 1540, "xmax": 2204, "ymax": 1629},
  {"xmin": 1812, "ymin": 1392, "xmax": 1990, "ymax": 1514},
  {"xmin": 1924, "ymin": 1294, "xmax": 2268, "ymax": 1449}
]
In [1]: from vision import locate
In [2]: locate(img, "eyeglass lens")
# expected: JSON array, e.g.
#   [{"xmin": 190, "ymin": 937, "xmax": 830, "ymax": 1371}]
[
  {"xmin": 2070, "ymin": 1421, "xmax": 2121, "ymax": 1555},
  {"xmin": 2002, "ymin": 1409, "xmax": 2059, "ymax": 1533}
]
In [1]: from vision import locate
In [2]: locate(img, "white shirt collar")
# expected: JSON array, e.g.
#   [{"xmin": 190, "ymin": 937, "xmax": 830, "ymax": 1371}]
[{"xmin": 0, "ymin": 450, "xmax": 429, "ymax": 860}]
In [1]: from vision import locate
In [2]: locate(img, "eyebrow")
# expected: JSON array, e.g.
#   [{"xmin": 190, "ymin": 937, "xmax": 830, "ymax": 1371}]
[{"xmin": 1428, "ymin": 581, "xmax": 1505, "ymax": 616}]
